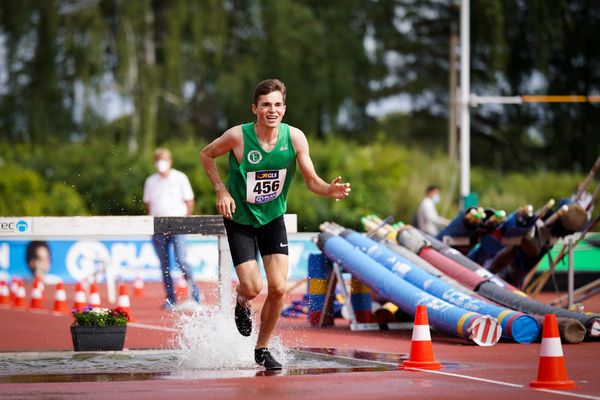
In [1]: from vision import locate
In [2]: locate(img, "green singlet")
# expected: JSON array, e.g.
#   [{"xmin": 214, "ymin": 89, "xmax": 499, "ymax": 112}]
[{"xmin": 227, "ymin": 122, "xmax": 297, "ymax": 228}]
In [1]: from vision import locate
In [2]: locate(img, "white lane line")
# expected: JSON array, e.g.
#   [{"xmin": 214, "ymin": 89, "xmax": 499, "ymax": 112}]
[
  {"xmin": 534, "ymin": 389, "xmax": 600, "ymax": 400},
  {"xmin": 406, "ymin": 367, "xmax": 600, "ymax": 399},
  {"xmin": 127, "ymin": 321, "xmax": 177, "ymax": 332},
  {"xmin": 404, "ymin": 367, "xmax": 523, "ymax": 388}
]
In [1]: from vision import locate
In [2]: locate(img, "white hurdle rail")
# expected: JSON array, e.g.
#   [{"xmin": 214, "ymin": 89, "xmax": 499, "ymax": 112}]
[{"xmin": 0, "ymin": 215, "xmax": 298, "ymax": 312}]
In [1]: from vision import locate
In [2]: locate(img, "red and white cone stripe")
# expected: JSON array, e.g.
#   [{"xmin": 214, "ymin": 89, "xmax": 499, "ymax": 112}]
[
  {"xmin": 73, "ymin": 289, "xmax": 87, "ymax": 309},
  {"xmin": 411, "ymin": 324, "xmax": 432, "ymax": 341},
  {"xmin": 53, "ymin": 283, "xmax": 69, "ymax": 313},
  {"xmin": 134, "ymin": 276, "xmax": 144, "ymax": 290},
  {"xmin": 0, "ymin": 282, "xmax": 10, "ymax": 304},
  {"xmin": 530, "ymin": 313, "xmax": 575, "ymax": 389},
  {"xmin": 118, "ymin": 293, "xmax": 130, "ymax": 308},
  {"xmin": 30, "ymin": 286, "xmax": 44, "ymax": 309},
  {"xmin": 55, "ymin": 288, "xmax": 66, "ymax": 302},
  {"xmin": 14, "ymin": 283, "xmax": 27, "ymax": 307},
  {"xmin": 540, "ymin": 337, "xmax": 563, "ymax": 357},
  {"xmin": 402, "ymin": 305, "xmax": 442, "ymax": 370},
  {"xmin": 10, "ymin": 279, "xmax": 20, "ymax": 298},
  {"xmin": 89, "ymin": 283, "xmax": 101, "ymax": 307},
  {"xmin": 33, "ymin": 278, "xmax": 45, "ymax": 293}
]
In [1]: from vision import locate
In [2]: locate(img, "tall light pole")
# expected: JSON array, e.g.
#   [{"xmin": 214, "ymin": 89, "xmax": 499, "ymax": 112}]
[
  {"xmin": 448, "ymin": 1, "xmax": 459, "ymax": 162},
  {"xmin": 459, "ymin": 0, "xmax": 470, "ymax": 206}
]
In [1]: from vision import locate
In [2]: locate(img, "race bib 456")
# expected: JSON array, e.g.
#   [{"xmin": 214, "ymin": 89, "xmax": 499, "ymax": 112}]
[{"xmin": 246, "ymin": 169, "xmax": 287, "ymax": 204}]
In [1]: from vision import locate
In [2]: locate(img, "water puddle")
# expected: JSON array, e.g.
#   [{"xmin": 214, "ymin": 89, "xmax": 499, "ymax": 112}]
[
  {"xmin": 0, "ymin": 306, "xmax": 409, "ymax": 383},
  {"xmin": 0, "ymin": 348, "xmax": 402, "ymax": 383}
]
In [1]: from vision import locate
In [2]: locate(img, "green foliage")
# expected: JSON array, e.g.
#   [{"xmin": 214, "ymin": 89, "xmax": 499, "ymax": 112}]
[
  {"xmin": 295, "ymin": 137, "xmax": 471, "ymax": 230},
  {"xmin": 44, "ymin": 183, "xmax": 88, "ymax": 216},
  {"xmin": 1, "ymin": 0, "xmax": 598, "ymax": 236},
  {"xmin": 2, "ymin": 0, "xmax": 599, "ymax": 172},
  {"xmin": 472, "ymin": 168, "xmax": 582, "ymax": 213},
  {"xmin": 0, "ymin": 165, "xmax": 46, "ymax": 215},
  {"xmin": 0, "ymin": 164, "xmax": 87, "ymax": 216},
  {"xmin": 0, "ymin": 137, "xmax": 591, "ymax": 231}
]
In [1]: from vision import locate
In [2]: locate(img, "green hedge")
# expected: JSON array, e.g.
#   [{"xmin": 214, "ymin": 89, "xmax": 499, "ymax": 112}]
[
  {"xmin": 0, "ymin": 139, "xmax": 593, "ymax": 231},
  {"xmin": 0, "ymin": 164, "xmax": 87, "ymax": 216}
]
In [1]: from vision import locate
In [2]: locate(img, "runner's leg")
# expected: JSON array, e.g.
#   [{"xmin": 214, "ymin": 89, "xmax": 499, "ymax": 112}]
[
  {"xmin": 235, "ymin": 260, "xmax": 263, "ymax": 303},
  {"xmin": 256, "ymin": 253, "xmax": 288, "ymax": 349}
]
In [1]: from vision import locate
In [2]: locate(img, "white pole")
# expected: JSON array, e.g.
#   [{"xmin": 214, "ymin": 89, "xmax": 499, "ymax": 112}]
[
  {"xmin": 459, "ymin": 0, "xmax": 470, "ymax": 204},
  {"xmin": 218, "ymin": 235, "xmax": 233, "ymax": 314}
]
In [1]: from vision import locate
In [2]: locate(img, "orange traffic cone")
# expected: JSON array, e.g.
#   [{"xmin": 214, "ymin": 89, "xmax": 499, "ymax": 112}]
[
  {"xmin": 116, "ymin": 283, "xmax": 134, "ymax": 321},
  {"xmin": 72, "ymin": 282, "xmax": 87, "ymax": 310},
  {"xmin": 53, "ymin": 282, "xmax": 69, "ymax": 313},
  {"xmin": 530, "ymin": 314, "xmax": 576, "ymax": 389},
  {"xmin": 13, "ymin": 281, "xmax": 27, "ymax": 308},
  {"xmin": 133, "ymin": 275, "xmax": 145, "ymax": 298},
  {"xmin": 0, "ymin": 281, "xmax": 10, "ymax": 305},
  {"xmin": 10, "ymin": 278, "xmax": 21, "ymax": 302},
  {"xmin": 29, "ymin": 279, "xmax": 45, "ymax": 309},
  {"xmin": 89, "ymin": 282, "xmax": 102, "ymax": 308},
  {"xmin": 33, "ymin": 277, "xmax": 45, "ymax": 293},
  {"xmin": 176, "ymin": 277, "xmax": 188, "ymax": 301},
  {"xmin": 402, "ymin": 305, "xmax": 442, "ymax": 370}
]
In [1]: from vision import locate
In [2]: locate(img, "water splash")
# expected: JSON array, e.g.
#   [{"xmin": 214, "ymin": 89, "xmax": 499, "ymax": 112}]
[{"xmin": 173, "ymin": 305, "xmax": 289, "ymax": 370}]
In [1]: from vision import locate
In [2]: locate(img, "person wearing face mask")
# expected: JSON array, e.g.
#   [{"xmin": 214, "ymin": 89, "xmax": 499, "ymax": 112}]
[
  {"xmin": 415, "ymin": 184, "xmax": 449, "ymax": 236},
  {"xmin": 143, "ymin": 147, "xmax": 201, "ymax": 309}
]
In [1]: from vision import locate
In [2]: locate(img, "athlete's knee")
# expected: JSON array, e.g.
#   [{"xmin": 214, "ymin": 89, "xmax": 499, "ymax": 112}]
[
  {"xmin": 267, "ymin": 282, "xmax": 286, "ymax": 301},
  {"xmin": 238, "ymin": 280, "xmax": 262, "ymax": 300}
]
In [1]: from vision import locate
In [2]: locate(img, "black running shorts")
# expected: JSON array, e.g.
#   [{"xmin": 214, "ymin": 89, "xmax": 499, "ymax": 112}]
[{"xmin": 223, "ymin": 215, "xmax": 289, "ymax": 267}]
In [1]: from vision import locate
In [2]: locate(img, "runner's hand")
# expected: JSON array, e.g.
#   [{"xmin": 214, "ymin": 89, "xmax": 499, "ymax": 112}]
[
  {"xmin": 329, "ymin": 176, "xmax": 351, "ymax": 201},
  {"xmin": 216, "ymin": 187, "xmax": 236, "ymax": 219}
]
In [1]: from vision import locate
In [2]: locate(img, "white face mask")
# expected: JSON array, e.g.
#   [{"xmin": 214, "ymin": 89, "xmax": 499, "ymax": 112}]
[
  {"xmin": 432, "ymin": 193, "xmax": 440, "ymax": 204},
  {"xmin": 155, "ymin": 159, "xmax": 170, "ymax": 174}
]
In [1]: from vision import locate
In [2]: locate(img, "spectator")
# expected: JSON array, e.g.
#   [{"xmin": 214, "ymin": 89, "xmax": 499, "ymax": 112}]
[
  {"xmin": 143, "ymin": 147, "xmax": 201, "ymax": 309},
  {"xmin": 415, "ymin": 184, "xmax": 449, "ymax": 236}
]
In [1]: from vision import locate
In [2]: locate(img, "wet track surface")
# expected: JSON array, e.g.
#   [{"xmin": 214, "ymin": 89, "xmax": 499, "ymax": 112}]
[
  {"xmin": 0, "ymin": 348, "xmax": 405, "ymax": 383},
  {"xmin": 1, "ymin": 282, "xmax": 598, "ymax": 400}
]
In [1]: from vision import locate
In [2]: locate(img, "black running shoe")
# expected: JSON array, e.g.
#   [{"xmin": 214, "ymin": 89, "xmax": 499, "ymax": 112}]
[
  {"xmin": 234, "ymin": 300, "xmax": 252, "ymax": 337},
  {"xmin": 255, "ymin": 348, "xmax": 282, "ymax": 370}
]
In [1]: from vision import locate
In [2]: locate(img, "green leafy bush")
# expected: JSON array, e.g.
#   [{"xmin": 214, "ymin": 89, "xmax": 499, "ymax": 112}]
[{"xmin": 0, "ymin": 139, "xmax": 592, "ymax": 231}]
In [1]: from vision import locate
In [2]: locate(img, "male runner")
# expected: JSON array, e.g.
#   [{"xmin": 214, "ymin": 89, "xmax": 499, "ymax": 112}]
[{"xmin": 200, "ymin": 79, "xmax": 351, "ymax": 370}]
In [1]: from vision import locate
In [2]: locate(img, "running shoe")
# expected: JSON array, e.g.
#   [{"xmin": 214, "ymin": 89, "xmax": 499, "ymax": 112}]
[
  {"xmin": 234, "ymin": 300, "xmax": 252, "ymax": 337},
  {"xmin": 255, "ymin": 348, "xmax": 282, "ymax": 370}
]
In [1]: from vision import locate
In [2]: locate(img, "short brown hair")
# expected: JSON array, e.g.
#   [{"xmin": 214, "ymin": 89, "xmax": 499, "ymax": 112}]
[
  {"xmin": 154, "ymin": 147, "xmax": 172, "ymax": 160},
  {"xmin": 253, "ymin": 79, "xmax": 286, "ymax": 105},
  {"xmin": 426, "ymin": 185, "xmax": 440, "ymax": 194}
]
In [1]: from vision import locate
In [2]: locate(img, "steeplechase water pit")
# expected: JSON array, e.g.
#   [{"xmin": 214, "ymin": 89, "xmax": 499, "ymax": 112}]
[{"xmin": 0, "ymin": 348, "xmax": 415, "ymax": 383}]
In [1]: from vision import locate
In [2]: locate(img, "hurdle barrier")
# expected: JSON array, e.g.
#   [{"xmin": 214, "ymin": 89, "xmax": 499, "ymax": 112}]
[{"xmin": 0, "ymin": 215, "xmax": 297, "ymax": 313}]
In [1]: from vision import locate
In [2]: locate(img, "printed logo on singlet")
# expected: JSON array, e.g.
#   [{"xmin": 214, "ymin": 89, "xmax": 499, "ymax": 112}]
[
  {"xmin": 246, "ymin": 169, "xmax": 287, "ymax": 204},
  {"xmin": 247, "ymin": 150, "xmax": 262, "ymax": 164}
]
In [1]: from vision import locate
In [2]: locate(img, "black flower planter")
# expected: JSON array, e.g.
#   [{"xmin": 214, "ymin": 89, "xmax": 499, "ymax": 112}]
[{"xmin": 70, "ymin": 325, "xmax": 127, "ymax": 351}]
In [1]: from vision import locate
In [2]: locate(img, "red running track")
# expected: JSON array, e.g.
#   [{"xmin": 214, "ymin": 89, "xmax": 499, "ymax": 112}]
[{"xmin": 0, "ymin": 281, "xmax": 599, "ymax": 400}]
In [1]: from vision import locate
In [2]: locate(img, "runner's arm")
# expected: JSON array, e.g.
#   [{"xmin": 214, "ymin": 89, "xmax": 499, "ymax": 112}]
[
  {"xmin": 291, "ymin": 127, "xmax": 351, "ymax": 200},
  {"xmin": 200, "ymin": 128, "xmax": 242, "ymax": 218}
]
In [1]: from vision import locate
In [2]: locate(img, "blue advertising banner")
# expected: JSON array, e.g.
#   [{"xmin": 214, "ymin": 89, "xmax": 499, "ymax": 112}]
[{"xmin": 0, "ymin": 234, "xmax": 319, "ymax": 284}]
